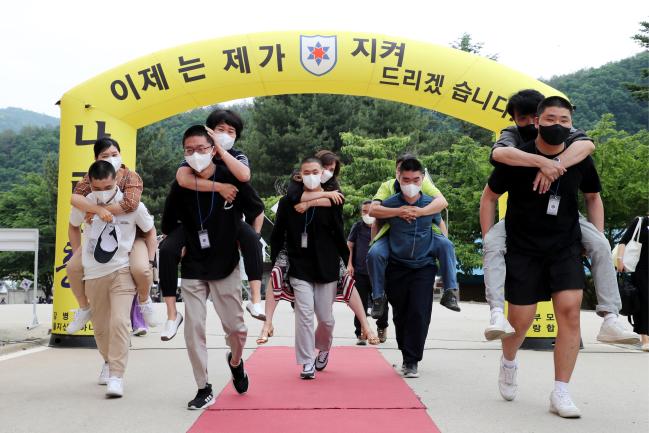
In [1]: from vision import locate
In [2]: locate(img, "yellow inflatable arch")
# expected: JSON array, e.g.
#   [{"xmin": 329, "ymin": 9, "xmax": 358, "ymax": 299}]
[{"xmin": 52, "ymin": 30, "xmax": 564, "ymax": 344}]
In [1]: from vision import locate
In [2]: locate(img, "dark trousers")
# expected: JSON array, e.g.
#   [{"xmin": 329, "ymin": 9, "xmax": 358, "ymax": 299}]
[
  {"xmin": 631, "ymin": 269, "xmax": 648, "ymax": 335},
  {"xmin": 238, "ymin": 223, "xmax": 263, "ymax": 281},
  {"xmin": 353, "ymin": 273, "xmax": 389, "ymax": 336},
  {"xmin": 385, "ymin": 261, "xmax": 436, "ymax": 364},
  {"xmin": 159, "ymin": 224, "xmax": 263, "ymax": 298},
  {"xmin": 159, "ymin": 226, "xmax": 185, "ymax": 298}
]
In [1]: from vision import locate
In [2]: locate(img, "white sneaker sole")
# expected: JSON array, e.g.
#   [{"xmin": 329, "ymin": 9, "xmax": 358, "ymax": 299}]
[
  {"xmin": 188, "ymin": 398, "xmax": 215, "ymax": 410},
  {"xmin": 106, "ymin": 389, "xmax": 123, "ymax": 398},
  {"xmin": 550, "ymin": 403, "xmax": 581, "ymax": 418},
  {"xmin": 485, "ymin": 326, "xmax": 516, "ymax": 341},
  {"xmin": 596, "ymin": 334, "xmax": 640, "ymax": 345}
]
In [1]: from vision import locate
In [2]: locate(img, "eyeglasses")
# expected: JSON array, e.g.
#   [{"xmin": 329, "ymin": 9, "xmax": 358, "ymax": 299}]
[{"xmin": 183, "ymin": 145, "xmax": 214, "ymax": 156}]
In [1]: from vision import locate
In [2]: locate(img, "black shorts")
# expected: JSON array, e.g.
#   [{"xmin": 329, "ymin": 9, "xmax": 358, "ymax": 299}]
[{"xmin": 505, "ymin": 244, "xmax": 585, "ymax": 306}]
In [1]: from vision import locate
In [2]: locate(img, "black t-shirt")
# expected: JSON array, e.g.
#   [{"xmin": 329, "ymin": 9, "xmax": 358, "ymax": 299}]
[
  {"xmin": 348, "ymin": 221, "xmax": 371, "ymax": 275},
  {"xmin": 488, "ymin": 140, "xmax": 602, "ymax": 256},
  {"xmin": 211, "ymin": 164, "xmax": 264, "ymax": 224},
  {"xmin": 490, "ymin": 126, "xmax": 592, "ymax": 167},
  {"xmin": 620, "ymin": 216, "xmax": 648, "ymax": 272},
  {"xmin": 161, "ymin": 176, "xmax": 241, "ymax": 280},
  {"xmin": 270, "ymin": 196, "xmax": 349, "ymax": 283}
]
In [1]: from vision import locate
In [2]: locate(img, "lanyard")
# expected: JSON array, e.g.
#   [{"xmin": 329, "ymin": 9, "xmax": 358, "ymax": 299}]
[
  {"xmin": 549, "ymin": 177, "xmax": 561, "ymax": 196},
  {"xmin": 303, "ymin": 208, "xmax": 315, "ymax": 233},
  {"xmin": 195, "ymin": 171, "xmax": 216, "ymax": 230}
]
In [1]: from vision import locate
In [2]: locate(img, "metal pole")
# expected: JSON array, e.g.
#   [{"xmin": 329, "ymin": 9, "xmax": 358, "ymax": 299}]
[{"xmin": 28, "ymin": 230, "xmax": 39, "ymax": 329}]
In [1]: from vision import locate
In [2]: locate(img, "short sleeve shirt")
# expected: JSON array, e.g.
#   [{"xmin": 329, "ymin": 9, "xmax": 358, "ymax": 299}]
[
  {"xmin": 488, "ymin": 140, "xmax": 602, "ymax": 256},
  {"xmin": 348, "ymin": 221, "xmax": 371, "ymax": 274}
]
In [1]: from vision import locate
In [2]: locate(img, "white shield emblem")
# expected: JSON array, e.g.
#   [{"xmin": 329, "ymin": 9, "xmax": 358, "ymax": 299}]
[{"xmin": 300, "ymin": 35, "xmax": 337, "ymax": 76}]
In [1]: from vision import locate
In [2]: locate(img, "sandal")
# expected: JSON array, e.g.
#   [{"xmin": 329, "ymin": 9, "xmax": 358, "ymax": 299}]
[
  {"xmin": 256, "ymin": 325, "xmax": 274, "ymax": 345},
  {"xmin": 360, "ymin": 328, "xmax": 380, "ymax": 345}
]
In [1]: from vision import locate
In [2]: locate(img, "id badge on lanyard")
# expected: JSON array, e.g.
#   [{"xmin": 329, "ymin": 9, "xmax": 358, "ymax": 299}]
[
  {"xmin": 198, "ymin": 229, "xmax": 211, "ymax": 249},
  {"xmin": 302, "ymin": 208, "xmax": 315, "ymax": 248},
  {"xmin": 547, "ymin": 195, "xmax": 561, "ymax": 216},
  {"xmin": 195, "ymin": 173, "xmax": 216, "ymax": 249}
]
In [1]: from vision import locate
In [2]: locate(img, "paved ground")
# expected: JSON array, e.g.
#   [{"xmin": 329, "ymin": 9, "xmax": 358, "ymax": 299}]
[{"xmin": 1, "ymin": 302, "xmax": 647, "ymax": 433}]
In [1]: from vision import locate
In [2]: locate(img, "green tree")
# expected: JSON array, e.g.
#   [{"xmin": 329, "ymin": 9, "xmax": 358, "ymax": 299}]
[
  {"xmin": 338, "ymin": 132, "xmax": 491, "ymax": 274},
  {"xmin": 451, "ymin": 32, "xmax": 499, "ymax": 61},
  {"xmin": 0, "ymin": 154, "xmax": 58, "ymax": 297},
  {"xmin": 422, "ymin": 137, "xmax": 492, "ymax": 273},
  {"xmin": 245, "ymin": 95, "xmax": 434, "ymax": 196},
  {"xmin": 587, "ymin": 114, "xmax": 649, "ymax": 241},
  {"xmin": 624, "ymin": 21, "xmax": 649, "ymax": 102},
  {"xmin": 545, "ymin": 53, "xmax": 649, "ymax": 132}
]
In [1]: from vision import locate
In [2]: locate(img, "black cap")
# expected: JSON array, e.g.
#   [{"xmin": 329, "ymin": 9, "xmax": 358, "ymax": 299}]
[{"xmin": 94, "ymin": 223, "xmax": 119, "ymax": 264}]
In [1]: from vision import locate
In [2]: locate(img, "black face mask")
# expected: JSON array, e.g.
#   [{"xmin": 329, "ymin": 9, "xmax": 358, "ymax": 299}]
[
  {"xmin": 539, "ymin": 124, "xmax": 571, "ymax": 146},
  {"xmin": 516, "ymin": 124, "xmax": 537, "ymax": 142}
]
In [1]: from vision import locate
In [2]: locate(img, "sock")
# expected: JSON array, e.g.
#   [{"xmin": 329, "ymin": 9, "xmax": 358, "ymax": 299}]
[
  {"xmin": 502, "ymin": 356, "xmax": 517, "ymax": 368},
  {"xmin": 491, "ymin": 307, "xmax": 504, "ymax": 315},
  {"xmin": 603, "ymin": 313, "xmax": 617, "ymax": 323},
  {"xmin": 554, "ymin": 380, "xmax": 569, "ymax": 393},
  {"xmin": 80, "ymin": 306, "xmax": 90, "ymax": 311}
]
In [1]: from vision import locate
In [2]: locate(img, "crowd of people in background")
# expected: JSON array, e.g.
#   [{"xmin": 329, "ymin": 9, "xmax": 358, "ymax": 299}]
[{"xmin": 64, "ymin": 92, "xmax": 647, "ymax": 419}]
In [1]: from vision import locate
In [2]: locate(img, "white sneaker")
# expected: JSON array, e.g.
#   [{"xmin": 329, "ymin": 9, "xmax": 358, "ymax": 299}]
[
  {"xmin": 498, "ymin": 357, "xmax": 518, "ymax": 401},
  {"xmin": 138, "ymin": 298, "xmax": 159, "ymax": 327},
  {"xmin": 549, "ymin": 390, "xmax": 581, "ymax": 418},
  {"xmin": 596, "ymin": 317, "xmax": 640, "ymax": 344},
  {"xmin": 246, "ymin": 302, "xmax": 266, "ymax": 321},
  {"xmin": 132, "ymin": 327, "xmax": 147, "ymax": 337},
  {"xmin": 106, "ymin": 377, "xmax": 124, "ymax": 398},
  {"xmin": 485, "ymin": 310, "xmax": 516, "ymax": 341},
  {"xmin": 67, "ymin": 307, "xmax": 92, "ymax": 334},
  {"xmin": 161, "ymin": 313, "xmax": 184, "ymax": 341},
  {"xmin": 98, "ymin": 362, "xmax": 109, "ymax": 385}
]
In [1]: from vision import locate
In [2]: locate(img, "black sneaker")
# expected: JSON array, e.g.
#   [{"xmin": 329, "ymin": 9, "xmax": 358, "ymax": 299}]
[
  {"xmin": 371, "ymin": 295, "xmax": 387, "ymax": 319},
  {"xmin": 356, "ymin": 337, "xmax": 367, "ymax": 346},
  {"xmin": 227, "ymin": 352, "xmax": 249, "ymax": 394},
  {"xmin": 187, "ymin": 384, "xmax": 214, "ymax": 410},
  {"xmin": 402, "ymin": 363, "xmax": 419, "ymax": 378},
  {"xmin": 301, "ymin": 363, "xmax": 316, "ymax": 379},
  {"xmin": 315, "ymin": 350, "xmax": 329, "ymax": 371},
  {"xmin": 440, "ymin": 289, "xmax": 461, "ymax": 312}
]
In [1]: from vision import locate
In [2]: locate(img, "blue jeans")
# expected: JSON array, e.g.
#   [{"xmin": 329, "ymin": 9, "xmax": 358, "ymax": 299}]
[
  {"xmin": 367, "ymin": 237, "xmax": 390, "ymax": 300},
  {"xmin": 431, "ymin": 233, "xmax": 458, "ymax": 291},
  {"xmin": 367, "ymin": 234, "xmax": 458, "ymax": 301}
]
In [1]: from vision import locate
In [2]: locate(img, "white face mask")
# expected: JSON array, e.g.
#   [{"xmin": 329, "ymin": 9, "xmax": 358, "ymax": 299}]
[
  {"xmin": 302, "ymin": 174, "xmax": 321, "ymax": 190},
  {"xmin": 362, "ymin": 215, "xmax": 375, "ymax": 225},
  {"xmin": 185, "ymin": 151, "xmax": 213, "ymax": 173},
  {"xmin": 105, "ymin": 156, "xmax": 122, "ymax": 171},
  {"xmin": 320, "ymin": 169, "xmax": 334, "ymax": 184},
  {"xmin": 401, "ymin": 183, "xmax": 421, "ymax": 198},
  {"xmin": 94, "ymin": 188, "xmax": 117, "ymax": 205},
  {"xmin": 215, "ymin": 132, "xmax": 235, "ymax": 151}
]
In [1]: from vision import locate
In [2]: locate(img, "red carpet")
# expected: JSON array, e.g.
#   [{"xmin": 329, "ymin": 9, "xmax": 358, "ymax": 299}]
[{"xmin": 188, "ymin": 346, "xmax": 441, "ymax": 433}]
